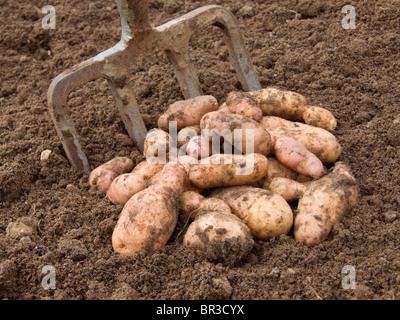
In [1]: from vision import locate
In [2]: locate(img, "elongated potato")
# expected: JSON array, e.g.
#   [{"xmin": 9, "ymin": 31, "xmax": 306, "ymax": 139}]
[
  {"xmin": 132, "ymin": 160, "xmax": 165, "ymax": 181},
  {"xmin": 249, "ymin": 87, "xmax": 308, "ymax": 120},
  {"xmin": 294, "ymin": 162, "xmax": 359, "ymax": 245},
  {"xmin": 158, "ymin": 95, "xmax": 219, "ymax": 131},
  {"xmin": 89, "ymin": 157, "xmax": 134, "ymax": 191},
  {"xmin": 106, "ymin": 172, "xmax": 147, "ymax": 205},
  {"xmin": 200, "ymin": 111, "xmax": 273, "ymax": 156},
  {"xmin": 267, "ymin": 177, "xmax": 306, "ymax": 202},
  {"xmin": 225, "ymin": 91, "xmax": 263, "ymax": 122},
  {"xmin": 112, "ymin": 163, "xmax": 186, "ymax": 256},
  {"xmin": 189, "ymin": 153, "xmax": 269, "ymax": 189},
  {"xmin": 248, "ymin": 87, "xmax": 337, "ymax": 131},
  {"xmin": 266, "ymin": 125, "xmax": 341, "ymax": 164},
  {"xmin": 273, "ymin": 137, "xmax": 326, "ymax": 179},
  {"xmin": 183, "ymin": 210, "xmax": 254, "ymax": 265},
  {"xmin": 211, "ymin": 186, "xmax": 293, "ymax": 240},
  {"xmin": 302, "ymin": 106, "xmax": 337, "ymax": 132}
]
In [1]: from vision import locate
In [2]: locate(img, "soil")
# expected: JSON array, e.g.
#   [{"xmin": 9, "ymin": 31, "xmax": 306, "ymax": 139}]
[{"xmin": 1, "ymin": 0, "xmax": 399, "ymax": 300}]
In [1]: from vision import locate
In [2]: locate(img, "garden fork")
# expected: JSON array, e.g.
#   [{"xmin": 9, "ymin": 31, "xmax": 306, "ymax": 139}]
[{"xmin": 47, "ymin": 0, "xmax": 261, "ymax": 174}]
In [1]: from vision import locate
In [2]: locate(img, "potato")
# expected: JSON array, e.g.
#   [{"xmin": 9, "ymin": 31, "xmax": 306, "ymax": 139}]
[
  {"xmin": 177, "ymin": 125, "xmax": 201, "ymax": 148},
  {"xmin": 112, "ymin": 163, "xmax": 186, "ymax": 256},
  {"xmin": 88, "ymin": 157, "xmax": 134, "ymax": 191},
  {"xmin": 184, "ymin": 197, "xmax": 232, "ymax": 221},
  {"xmin": 131, "ymin": 160, "xmax": 165, "ymax": 181},
  {"xmin": 251, "ymin": 156, "xmax": 311, "ymax": 188},
  {"xmin": 264, "ymin": 157, "xmax": 311, "ymax": 183},
  {"xmin": 183, "ymin": 210, "xmax": 254, "ymax": 265},
  {"xmin": 265, "ymin": 123, "xmax": 342, "ymax": 164},
  {"xmin": 225, "ymin": 91, "xmax": 263, "ymax": 122},
  {"xmin": 267, "ymin": 177, "xmax": 306, "ymax": 202},
  {"xmin": 211, "ymin": 186, "xmax": 293, "ymax": 240},
  {"xmin": 180, "ymin": 191, "xmax": 205, "ymax": 219},
  {"xmin": 260, "ymin": 116, "xmax": 297, "ymax": 129},
  {"xmin": 248, "ymin": 87, "xmax": 337, "ymax": 131},
  {"xmin": 294, "ymin": 162, "xmax": 359, "ymax": 245},
  {"xmin": 186, "ymin": 135, "xmax": 212, "ymax": 160},
  {"xmin": 158, "ymin": 95, "xmax": 219, "ymax": 131},
  {"xmin": 143, "ymin": 128, "xmax": 171, "ymax": 163},
  {"xmin": 200, "ymin": 111, "xmax": 273, "ymax": 156},
  {"xmin": 106, "ymin": 172, "xmax": 147, "ymax": 205},
  {"xmin": 302, "ymin": 106, "xmax": 337, "ymax": 132},
  {"xmin": 197, "ymin": 198, "xmax": 232, "ymax": 215},
  {"xmin": 249, "ymin": 87, "xmax": 308, "ymax": 120},
  {"xmin": 188, "ymin": 153, "xmax": 269, "ymax": 189},
  {"xmin": 273, "ymin": 137, "xmax": 326, "ymax": 179}
]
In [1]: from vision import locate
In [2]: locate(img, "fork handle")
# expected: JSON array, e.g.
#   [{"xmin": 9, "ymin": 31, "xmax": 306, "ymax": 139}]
[{"xmin": 118, "ymin": 0, "xmax": 152, "ymax": 34}]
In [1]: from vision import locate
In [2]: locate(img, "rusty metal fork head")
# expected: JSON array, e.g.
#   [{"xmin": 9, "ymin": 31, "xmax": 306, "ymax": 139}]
[{"xmin": 47, "ymin": 0, "xmax": 261, "ymax": 174}]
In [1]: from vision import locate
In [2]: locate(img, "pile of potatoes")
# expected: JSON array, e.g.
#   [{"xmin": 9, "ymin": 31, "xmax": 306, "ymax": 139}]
[{"xmin": 89, "ymin": 87, "xmax": 359, "ymax": 266}]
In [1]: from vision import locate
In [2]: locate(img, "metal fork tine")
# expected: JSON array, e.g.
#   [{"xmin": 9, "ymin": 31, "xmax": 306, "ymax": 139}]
[
  {"xmin": 164, "ymin": 49, "xmax": 202, "ymax": 100},
  {"xmin": 107, "ymin": 79, "xmax": 147, "ymax": 152}
]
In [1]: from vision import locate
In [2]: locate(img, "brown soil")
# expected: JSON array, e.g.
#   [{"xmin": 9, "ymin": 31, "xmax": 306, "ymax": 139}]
[{"xmin": 1, "ymin": 0, "xmax": 399, "ymax": 300}]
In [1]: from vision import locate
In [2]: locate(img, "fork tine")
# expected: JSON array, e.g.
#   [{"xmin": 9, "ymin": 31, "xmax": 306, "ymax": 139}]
[
  {"xmin": 158, "ymin": 5, "xmax": 262, "ymax": 92},
  {"xmin": 48, "ymin": 59, "xmax": 104, "ymax": 174},
  {"xmin": 107, "ymin": 79, "xmax": 147, "ymax": 152},
  {"xmin": 164, "ymin": 49, "xmax": 202, "ymax": 99}
]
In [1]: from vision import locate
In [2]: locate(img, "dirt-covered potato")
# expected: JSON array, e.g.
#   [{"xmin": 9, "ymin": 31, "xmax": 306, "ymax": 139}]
[
  {"xmin": 294, "ymin": 162, "xmax": 359, "ymax": 245},
  {"xmin": 200, "ymin": 111, "xmax": 273, "ymax": 156},
  {"xmin": 211, "ymin": 186, "xmax": 293, "ymax": 240},
  {"xmin": 224, "ymin": 91, "xmax": 263, "ymax": 122},
  {"xmin": 266, "ymin": 124, "xmax": 342, "ymax": 164},
  {"xmin": 131, "ymin": 160, "xmax": 165, "ymax": 182},
  {"xmin": 267, "ymin": 177, "xmax": 306, "ymax": 202},
  {"xmin": 183, "ymin": 210, "xmax": 254, "ymax": 265},
  {"xmin": 106, "ymin": 172, "xmax": 147, "ymax": 205},
  {"xmin": 197, "ymin": 198, "xmax": 232, "ymax": 215},
  {"xmin": 248, "ymin": 87, "xmax": 337, "ymax": 131},
  {"xmin": 112, "ymin": 163, "xmax": 186, "ymax": 256},
  {"xmin": 273, "ymin": 137, "xmax": 326, "ymax": 179},
  {"xmin": 188, "ymin": 153, "xmax": 269, "ymax": 189},
  {"xmin": 264, "ymin": 157, "xmax": 311, "ymax": 184},
  {"xmin": 183, "ymin": 197, "xmax": 232, "ymax": 221},
  {"xmin": 261, "ymin": 116, "xmax": 298, "ymax": 129},
  {"xmin": 88, "ymin": 157, "xmax": 134, "ymax": 191},
  {"xmin": 158, "ymin": 95, "xmax": 219, "ymax": 131}
]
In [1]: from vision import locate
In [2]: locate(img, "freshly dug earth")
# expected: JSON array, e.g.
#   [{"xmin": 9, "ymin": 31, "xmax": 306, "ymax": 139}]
[{"xmin": 1, "ymin": 0, "xmax": 399, "ymax": 300}]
